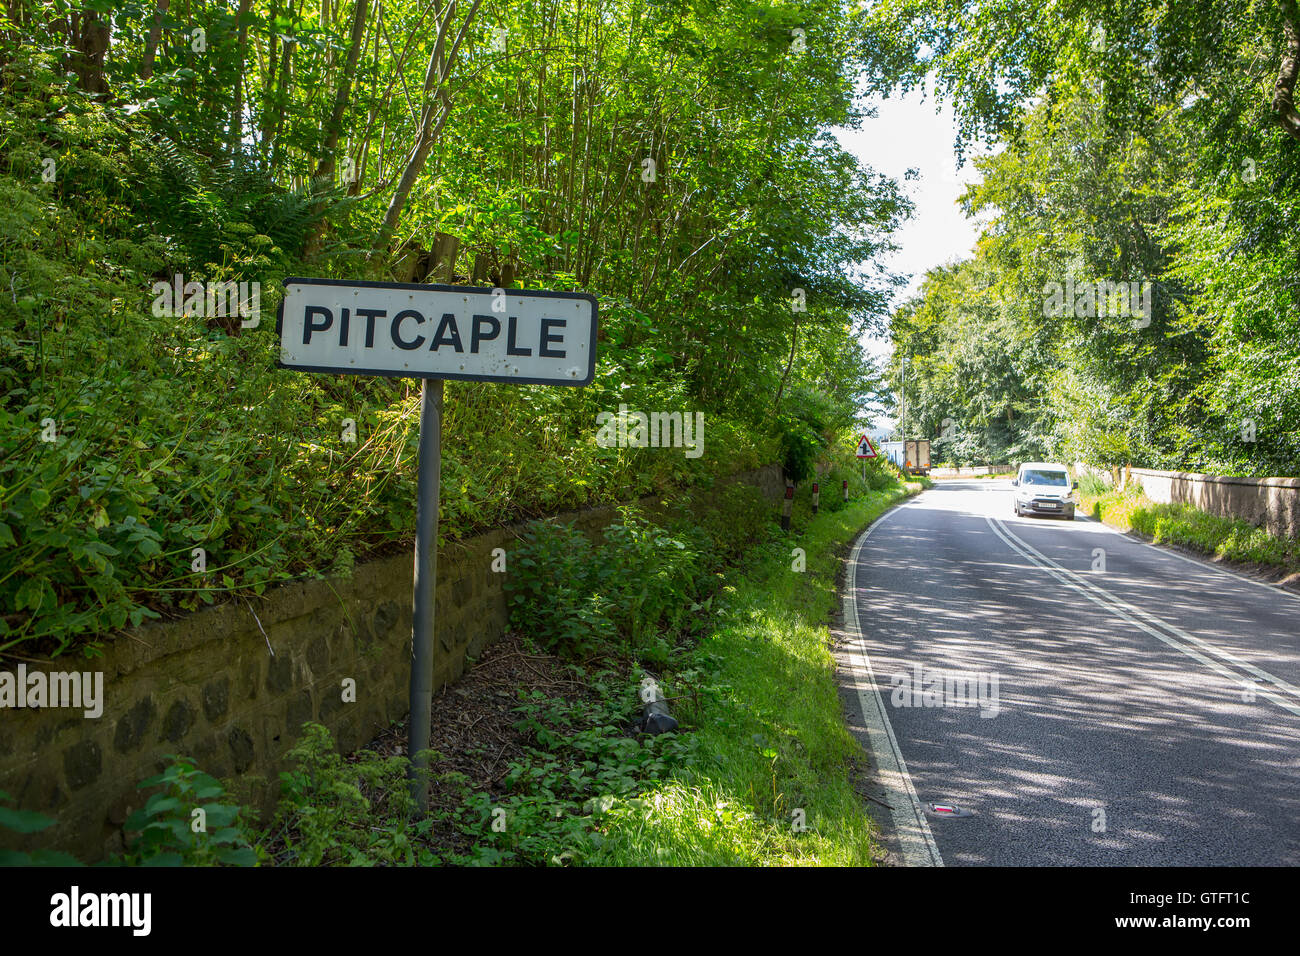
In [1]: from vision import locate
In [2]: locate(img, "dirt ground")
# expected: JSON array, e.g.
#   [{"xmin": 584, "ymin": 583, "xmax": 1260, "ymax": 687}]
[{"xmin": 361, "ymin": 632, "xmax": 595, "ymax": 857}]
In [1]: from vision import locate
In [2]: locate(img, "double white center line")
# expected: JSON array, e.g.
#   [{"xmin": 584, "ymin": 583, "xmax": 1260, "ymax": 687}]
[{"xmin": 986, "ymin": 516, "xmax": 1300, "ymax": 719}]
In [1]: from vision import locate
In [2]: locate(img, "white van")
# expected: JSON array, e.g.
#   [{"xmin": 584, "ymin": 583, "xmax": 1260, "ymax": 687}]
[{"xmin": 1011, "ymin": 462, "xmax": 1078, "ymax": 519}]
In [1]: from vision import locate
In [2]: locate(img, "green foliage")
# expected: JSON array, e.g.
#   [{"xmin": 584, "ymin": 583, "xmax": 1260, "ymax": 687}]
[
  {"xmin": 593, "ymin": 478, "xmax": 918, "ymax": 865},
  {"xmin": 1131, "ymin": 503, "xmax": 1297, "ymax": 568},
  {"xmin": 1080, "ymin": 480, "xmax": 1300, "ymax": 571},
  {"xmin": 0, "ymin": 2, "xmax": 902, "ymax": 656},
  {"xmin": 870, "ymin": 1, "xmax": 1300, "ymax": 477},
  {"xmin": 454, "ymin": 682, "xmax": 698, "ymax": 866},
  {"xmin": 505, "ymin": 521, "xmax": 615, "ymax": 659},
  {"xmin": 1076, "ymin": 473, "xmax": 1112, "ymax": 499},
  {"xmin": 476, "ymin": 465, "xmax": 916, "ymax": 866},
  {"xmin": 505, "ymin": 508, "xmax": 711, "ymax": 664},
  {"xmin": 259, "ymin": 690, "xmax": 697, "ymax": 868},
  {"xmin": 271, "ymin": 723, "xmax": 435, "ymax": 866},
  {"xmin": 665, "ymin": 483, "xmax": 771, "ymax": 564},
  {"xmin": 776, "ymin": 387, "xmax": 838, "ymax": 484},
  {"xmin": 122, "ymin": 757, "xmax": 260, "ymax": 866},
  {"xmin": 599, "ymin": 511, "xmax": 704, "ymax": 656},
  {"xmin": 201, "ymin": 470, "xmax": 910, "ymax": 868},
  {"xmin": 0, "ymin": 789, "xmax": 83, "ymax": 866}
]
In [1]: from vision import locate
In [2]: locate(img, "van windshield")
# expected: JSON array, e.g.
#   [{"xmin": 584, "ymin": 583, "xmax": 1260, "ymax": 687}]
[{"xmin": 1022, "ymin": 469, "xmax": 1068, "ymax": 486}]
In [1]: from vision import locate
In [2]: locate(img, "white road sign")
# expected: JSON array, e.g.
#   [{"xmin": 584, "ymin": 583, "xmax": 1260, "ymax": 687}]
[{"xmin": 276, "ymin": 277, "xmax": 598, "ymax": 385}]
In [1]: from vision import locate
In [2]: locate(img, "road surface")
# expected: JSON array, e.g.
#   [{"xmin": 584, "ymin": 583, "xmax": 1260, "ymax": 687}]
[{"xmin": 838, "ymin": 479, "xmax": 1300, "ymax": 866}]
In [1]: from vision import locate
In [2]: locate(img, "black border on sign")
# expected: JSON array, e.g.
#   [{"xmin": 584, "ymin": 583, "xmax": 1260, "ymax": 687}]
[{"xmin": 273, "ymin": 276, "xmax": 599, "ymax": 386}]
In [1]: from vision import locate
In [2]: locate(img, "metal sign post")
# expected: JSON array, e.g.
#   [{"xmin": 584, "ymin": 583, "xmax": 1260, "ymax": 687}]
[
  {"xmin": 407, "ymin": 377, "xmax": 442, "ymax": 809},
  {"xmin": 276, "ymin": 277, "xmax": 598, "ymax": 812}
]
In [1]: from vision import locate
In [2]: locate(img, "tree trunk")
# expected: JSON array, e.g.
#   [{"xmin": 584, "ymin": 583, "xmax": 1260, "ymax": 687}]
[
  {"xmin": 370, "ymin": 0, "xmax": 484, "ymax": 267},
  {"xmin": 68, "ymin": 10, "xmax": 111, "ymax": 97},
  {"xmin": 141, "ymin": 0, "xmax": 170, "ymax": 80},
  {"xmin": 1275, "ymin": 2, "xmax": 1300, "ymax": 141},
  {"xmin": 302, "ymin": 0, "xmax": 371, "ymax": 257},
  {"xmin": 228, "ymin": 0, "xmax": 254, "ymax": 155},
  {"xmin": 267, "ymin": 0, "xmax": 299, "ymax": 176}
]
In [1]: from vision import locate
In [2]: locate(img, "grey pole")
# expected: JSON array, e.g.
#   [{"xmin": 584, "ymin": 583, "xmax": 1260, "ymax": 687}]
[
  {"xmin": 408, "ymin": 377, "xmax": 443, "ymax": 812},
  {"xmin": 900, "ymin": 354, "xmax": 907, "ymax": 443}
]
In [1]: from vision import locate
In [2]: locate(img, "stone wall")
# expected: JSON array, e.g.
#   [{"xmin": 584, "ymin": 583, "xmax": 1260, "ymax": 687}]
[
  {"xmin": 0, "ymin": 465, "xmax": 784, "ymax": 861},
  {"xmin": 929, "ymin": 465, "xmax": 1012, "ymax": 477},
  {"xmin": 1074, "ymin": 462, "xmax": 1300, "ymax": 540},
  {"xmin": 1128, "ymin": 467, "xmax": 1300, "ymax": 539}
]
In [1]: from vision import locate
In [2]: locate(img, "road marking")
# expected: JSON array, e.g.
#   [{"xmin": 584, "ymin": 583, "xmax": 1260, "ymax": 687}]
[
  {"xmin": 1073, "ymin": 512, "xmax": 1300, "ymax": 606},
  {"xmin": 842, "ymin": 504, "xmax": 944, "ymax": 867},
  {"xmin": 986, "ymin": 516, "xmax": 1300, "ymax": 719},
  {"xmin": 984, "ymin": 475, "xmax": 1300, "ymax": 605},
  {"xmin": 995, "ymin": 516, "xmax": 1300, "ymax": 702}
]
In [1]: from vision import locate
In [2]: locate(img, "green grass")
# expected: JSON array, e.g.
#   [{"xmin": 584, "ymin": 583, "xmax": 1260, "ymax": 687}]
[
  {"xmin": 589, "ymin": 480, "xmax": 924, "ymax": 865},
  {"xmin": 1078, "ymin": 477, "xmax": 1300, "ymax": 575}
]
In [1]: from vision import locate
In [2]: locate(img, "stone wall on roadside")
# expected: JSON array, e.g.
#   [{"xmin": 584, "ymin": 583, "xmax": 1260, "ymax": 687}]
[
  {"xmin": 1074, "ymin": 462, "xmax": 1300, "ymax": 540},
  {"xmin": 1129, "ymin": 468, "xmax": 1300, "ymax": 540},
  {"xmin": 0, "ymin": 465, "xmax": 784, "ymax": 861},
  {"xmin": 929, "ymin": 465, "xmax": 1012, "ymax": 477}
]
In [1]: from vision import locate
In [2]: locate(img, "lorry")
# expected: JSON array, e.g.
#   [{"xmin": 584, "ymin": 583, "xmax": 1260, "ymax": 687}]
[{"xmin": 883, "ymin": 439, "xmax": 931, "ymax": 476}]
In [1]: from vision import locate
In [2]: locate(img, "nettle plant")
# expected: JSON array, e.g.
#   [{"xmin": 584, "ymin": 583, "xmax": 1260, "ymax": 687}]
[
  {"xmin": 122, "ymin": 757, "xmax": 260, "ymax": 866},
  {"xmin": 506, "ymin": 520, "xmax": 615, "ymax": 658},
  {"xmin": 599, "ymin": 510, "xmax": 702, "ymax": 650},
  {"xmin": 505, "ymin": 508, "xmax": 703, "ymax": 663},
  {"xmin": 270, "ymin": 723, "xmax": 437, "ymax": 866},
  {"xmin": 455, "ymin": 680, "xmax": 699, "ymax": 866}
]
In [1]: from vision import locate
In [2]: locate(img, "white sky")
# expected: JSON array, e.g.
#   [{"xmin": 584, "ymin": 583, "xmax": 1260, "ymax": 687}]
[{"xmin": 834, "ymin": 83, "xmax": 988, "ymax": 430}]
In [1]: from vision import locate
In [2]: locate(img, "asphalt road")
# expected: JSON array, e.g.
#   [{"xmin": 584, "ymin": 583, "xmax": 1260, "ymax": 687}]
[{"xmin": 838, "ymin": 479, "xmax": 1300, "ymax": 866}]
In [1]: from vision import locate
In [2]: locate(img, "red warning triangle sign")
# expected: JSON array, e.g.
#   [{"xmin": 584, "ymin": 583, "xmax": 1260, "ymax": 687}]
[{"xmin": 856, "ymin": 434, "xmax": 877, "ymax": 459}]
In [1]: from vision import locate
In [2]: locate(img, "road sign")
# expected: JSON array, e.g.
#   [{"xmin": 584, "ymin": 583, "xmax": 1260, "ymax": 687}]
[
  {"xmin": 856, "ymin": 434, "xmax": 878, "ymax": 459},
  {"xmin": 275, "ymin": 276, "xmax": 599, "ymax": 813},
  {"xmin": 276, "ymin": 277, "xmax": 598, "ymax": 385}
]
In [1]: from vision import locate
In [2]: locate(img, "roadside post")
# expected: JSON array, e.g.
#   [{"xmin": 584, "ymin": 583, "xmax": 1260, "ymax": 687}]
[
  {"xmin": 812, "ymin": 482, "xmax": 820, "ymax": 514},
  {"xmin": 842, "ymin": 478, "xmax": 848, "ymax": 502},
  {"xmin": 276, "ymin": 277, "xmax": 598, "ymax": 812},
  {"xmin": 781, "ymin": 481, "xmax": 794, "ymax": 531}
]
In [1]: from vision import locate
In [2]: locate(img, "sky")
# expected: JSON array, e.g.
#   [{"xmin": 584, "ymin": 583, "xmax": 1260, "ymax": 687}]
[{"xmin": 834, "ymin": 84, "xmax": 989, "ymax": 431}]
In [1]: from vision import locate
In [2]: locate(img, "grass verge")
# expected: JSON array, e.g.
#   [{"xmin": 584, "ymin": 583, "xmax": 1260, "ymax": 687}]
[{"xmin": 589, "ymin": 479, "xmax": 924, "ymax": 865}]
